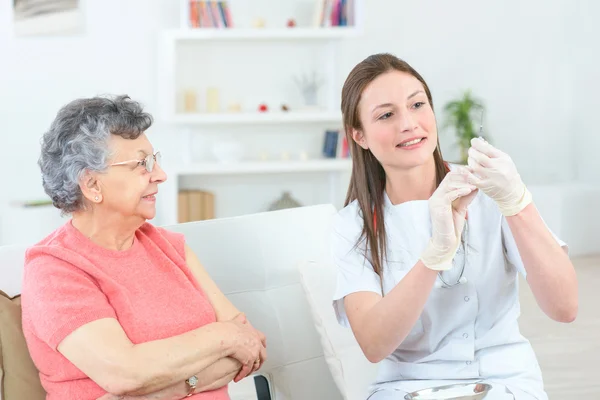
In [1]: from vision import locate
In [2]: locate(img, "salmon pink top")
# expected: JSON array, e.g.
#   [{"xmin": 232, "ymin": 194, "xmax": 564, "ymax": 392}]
[{"xmin": 21, "ymin": 220, "xmax": 229, "ymax": 400}]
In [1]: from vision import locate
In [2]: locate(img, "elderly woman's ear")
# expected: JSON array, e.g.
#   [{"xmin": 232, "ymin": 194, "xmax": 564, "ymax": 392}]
[{"xmin": 79, "ymin": 170, "xmax": 103, "ymax": 204}]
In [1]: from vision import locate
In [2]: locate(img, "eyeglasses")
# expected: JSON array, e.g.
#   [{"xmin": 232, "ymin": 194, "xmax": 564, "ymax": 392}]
[{"xmin": 110, "ymin": 151, "xmax": 162, "ymax": 173}]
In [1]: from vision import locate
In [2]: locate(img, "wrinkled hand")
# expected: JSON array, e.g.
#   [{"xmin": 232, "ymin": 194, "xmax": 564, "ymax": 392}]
[
  {"xmin": 227, "ymin": 313, "xmax": 267, "ymax": 383},
  {"xmin": 420, "ymin": 167, "xmax": 478, "ymax": 271},
  {"xmin": 234, "ymin": 313, "xmax": 267, "ymax": 374},
  {"xmin": 467, "ymin": 137, "xmax": 532, "ymax": 216}
]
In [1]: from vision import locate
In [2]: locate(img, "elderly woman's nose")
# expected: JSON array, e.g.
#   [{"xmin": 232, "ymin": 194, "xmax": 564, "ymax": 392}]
[{"xmin": 151, "ymin": 163, "xmax": 167, "ymax": 182}]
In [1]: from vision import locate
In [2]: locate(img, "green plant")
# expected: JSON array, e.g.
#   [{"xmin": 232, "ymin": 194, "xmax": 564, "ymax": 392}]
[{"xmin": 442, "ymin": 90, "xmax": 485, "ymax": 164}]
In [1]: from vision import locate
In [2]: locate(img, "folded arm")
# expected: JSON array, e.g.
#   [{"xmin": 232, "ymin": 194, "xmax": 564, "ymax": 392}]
[
  {"xmin": 97, "ymin": 357, "xmax": 241, "ymax": 400},
  {"xmin": 59, "ymin": 317, "xmax": 237, "ymax": 397}
]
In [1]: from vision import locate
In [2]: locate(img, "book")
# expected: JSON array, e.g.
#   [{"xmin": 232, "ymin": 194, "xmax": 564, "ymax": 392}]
[
  {"xmin": 177, "ymin": 190, "xmax": 215, "ymax": 222},
  {"xmin": 188, "ymin": 1, "xmax": 231, "ymax": 28},
  {"xmin": 312, "ymin": 0, "xmax": 353, "ymax": 27}
]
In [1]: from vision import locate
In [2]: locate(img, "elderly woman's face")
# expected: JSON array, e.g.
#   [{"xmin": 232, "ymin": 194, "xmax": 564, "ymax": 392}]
[{"xmin": 99, "ymin": 133, "xmax": 167, "ymax": 221}]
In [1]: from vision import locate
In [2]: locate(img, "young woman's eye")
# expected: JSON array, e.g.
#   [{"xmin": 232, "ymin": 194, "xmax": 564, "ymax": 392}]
[
  {"xmin": 413, "ymin": 101, "xmax": 426, "ymax": 109},
  {"xmin": 379, "ymin": 112, "xmax": 393, "ymax": 120}
]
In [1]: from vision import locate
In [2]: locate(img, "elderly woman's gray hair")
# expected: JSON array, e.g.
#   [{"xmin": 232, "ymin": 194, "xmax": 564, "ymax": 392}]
[{"xmin": 39, "ymin": 95, "xmax": 153, "ymax": 213}]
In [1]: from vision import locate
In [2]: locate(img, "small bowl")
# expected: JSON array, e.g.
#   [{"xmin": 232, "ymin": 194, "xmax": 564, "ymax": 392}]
[{"xmin": 404, "ymin": 383, "xmax": 492, "ymax": 400}]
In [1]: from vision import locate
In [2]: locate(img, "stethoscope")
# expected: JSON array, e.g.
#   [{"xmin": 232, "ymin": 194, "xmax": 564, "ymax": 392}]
[
  {"xmin": 434, "ymin": 221, "xmax": 469, "ymax": 289},
  {"xmin": 375, "ymin": 210, "xmax": 469, "ymax": 289}
]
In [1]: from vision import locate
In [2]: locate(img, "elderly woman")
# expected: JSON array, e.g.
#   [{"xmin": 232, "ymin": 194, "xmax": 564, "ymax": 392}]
[{"xmin": 20, "ymin": 95, "xmax": 267, "ymax": 400}]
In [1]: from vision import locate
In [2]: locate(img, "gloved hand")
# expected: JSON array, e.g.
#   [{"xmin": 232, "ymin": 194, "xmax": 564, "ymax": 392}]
[
  {"xmin": 467, "ymin": 137, "xmax": 532, "ymax": 216},
  {"xmin": 420, "ymin": 167, "xmax": 478, "ymax": 271}
]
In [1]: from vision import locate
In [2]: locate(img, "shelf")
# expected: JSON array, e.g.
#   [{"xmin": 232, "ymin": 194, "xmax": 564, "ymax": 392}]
[
  {"xmin": 168, "ymin": 111, "xmax": 342, "ymax": 125},
  {"xmin": 165, "ymin": 27, "xmax": 360, "ymax": 41},
  {"xmin": 172, "ymin": 159, "xmax": 352, "ymax": 176}
]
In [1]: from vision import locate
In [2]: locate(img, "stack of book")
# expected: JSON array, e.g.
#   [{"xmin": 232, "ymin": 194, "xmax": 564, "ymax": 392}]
[
  {"xmin": 188, "ymin": 1, "xmax": 233, "ymax": 28},
  {"xmin": 314, "ymin": 0, "xmax": 354, "ymax": 27},
  {"xmin": 178, "ymin": 190, "xmax": 215, "ymax": 223},
  {"xmin": 322, "ymin": 129, "xmax": 350, "ymax": 159}
]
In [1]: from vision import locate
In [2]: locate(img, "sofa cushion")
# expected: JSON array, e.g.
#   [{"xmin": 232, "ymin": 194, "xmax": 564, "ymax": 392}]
[
  {"xmin": 0, "ymin": 293, "xmax": 46, "ymax": 400},
  {"xmin": 298, "ymin": 260, "xmax": 378, "ymax": 400}
]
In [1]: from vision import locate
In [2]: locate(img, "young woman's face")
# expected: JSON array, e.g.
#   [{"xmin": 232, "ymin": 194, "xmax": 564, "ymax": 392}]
[{"xmin": 353, "ymin": 70, "xmax": 438, "ymax": 171}]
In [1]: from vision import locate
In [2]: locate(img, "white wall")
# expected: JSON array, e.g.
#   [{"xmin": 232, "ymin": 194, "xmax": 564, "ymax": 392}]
[
  {"xmin": 570, "ymin": 1, "xmax": 600, "ymax": 184},
  {"xmin": 0, "ymin": 0, "xmax": 597, "ymax": 243},
  {"xmin": 336, "ymin": 0, "xmax": 597, "ymax": 185}
]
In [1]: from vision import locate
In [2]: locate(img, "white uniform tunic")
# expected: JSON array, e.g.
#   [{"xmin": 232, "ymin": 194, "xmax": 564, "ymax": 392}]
[{"xmin": 332, "ymin": 187, "xmax": 566, "ymax": 400}]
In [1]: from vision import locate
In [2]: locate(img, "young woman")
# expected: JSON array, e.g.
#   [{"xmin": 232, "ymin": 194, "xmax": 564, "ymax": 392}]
[{"xmin": 331, "ymin": 53, "xmax": 577, "ymax": 400}]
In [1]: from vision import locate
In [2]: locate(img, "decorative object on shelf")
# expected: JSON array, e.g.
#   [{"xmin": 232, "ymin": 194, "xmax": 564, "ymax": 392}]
[
  {"xmin": 227, "ymin": 102, "xmax": 242, "ymax": 113},
  {"xmin": 442, "ymin": 90, "xmax": 486, "ymax": 164},
  {"xmin": 258, "ymin": 103, "xmax": 269, "ymax": 112},
  {"xmin": 268, "ymin": 191, "xmax": 302, "ymax": 211},
  {"xmin": 259, "ymin": 151, "xmax": 269, "ymax": 161},
  {"xmin": 299, "ymin": 151, "xmax": 308, "ymax": 161},
  {"xmin": 211, "ymin": 141, "xmax": 244, "ymax": 163},
  {"xmin": 206, "ymin": 87, "xmax": 220, "ymax": 113},
  {"xmin": 184, "ymin": 90, "xmax": 197, "ymax": 113},
  {"xmin": 281, "ymin": 104, "xmax": 290, "ymax": 112},
  {"xmin": 286, "ymin": 18, "xmax": 296, "ymax": 28},
  {"xmin": 294, "ymin": 71, "xmax": 324, "ymax": 108},
  {"xmin": 281, "ymin": 151, "xmax": 290, "ymax": 161},
  {"xmin": 252, "ymin": 17, "xmax": 266, "ymax": 28}
]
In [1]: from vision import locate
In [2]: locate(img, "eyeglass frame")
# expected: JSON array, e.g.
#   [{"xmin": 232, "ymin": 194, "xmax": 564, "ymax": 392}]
[{"xmin": 109, "ymin": 151, "xmax": 162, "ymax": 173}]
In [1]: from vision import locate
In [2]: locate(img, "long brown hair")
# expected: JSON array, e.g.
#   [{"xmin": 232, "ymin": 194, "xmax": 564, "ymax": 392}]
[{"xmin": 341, "ymin": 53, "xmax": 448, "ymax": 280}]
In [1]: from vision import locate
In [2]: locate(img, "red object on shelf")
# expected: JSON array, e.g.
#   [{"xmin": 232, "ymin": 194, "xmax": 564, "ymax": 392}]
[
  {"xmin": 258, "ymin": 103, "xmax": 268, "ymax": 112},
  {"xmin": 287, "ymin": 19, "xmax": 296, "ymax": 28}
]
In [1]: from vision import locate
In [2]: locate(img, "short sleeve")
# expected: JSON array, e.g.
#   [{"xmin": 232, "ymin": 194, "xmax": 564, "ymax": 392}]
[
  {"xmin": 501, "ymin": 216, "xmax": 568, "ymax": 278},
  {"xmin": 21, "ymin": 252, "xmax": 117, "ymax": 350},
  {"xmin": 331, "ymin": 227, "xmax": 382, "ymax": 328}
]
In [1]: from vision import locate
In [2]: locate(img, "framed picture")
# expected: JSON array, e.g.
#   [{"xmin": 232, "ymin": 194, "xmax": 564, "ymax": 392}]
[{"xmin": 13, "ymin": 0, "xmax": 83, "ymax": 37}]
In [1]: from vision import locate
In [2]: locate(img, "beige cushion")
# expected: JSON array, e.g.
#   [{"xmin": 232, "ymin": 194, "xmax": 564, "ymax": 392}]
[
  {"xmin": 298, "ymin": 260, "xmax": 378, "ymax": 400},
  {"xmin": 0, "ymin": 292, "xmax": 46, "ymax": 400}
]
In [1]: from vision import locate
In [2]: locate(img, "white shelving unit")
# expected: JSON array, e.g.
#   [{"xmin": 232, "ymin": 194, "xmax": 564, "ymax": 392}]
[
  {"xmin": 156, "ymin": 1, "xmax": 363, "ymax": 226},
  {"xmin": 167, "ymin": 110, "xmax": 342, "ymax": 125},
  {"xmin": 173, "ymin": 159, "xmax": 352, "ymax": 176},
  {"xmin": 164, "ymin": 26, "xmax": 360, "ymax": 41}
]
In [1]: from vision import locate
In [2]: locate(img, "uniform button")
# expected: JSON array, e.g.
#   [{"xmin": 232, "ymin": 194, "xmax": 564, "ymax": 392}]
[
  {"xmin": 466, "ymin": 361, "xmax": 472, "ymax": 365},
  {"xmin": 464, "ymin": 296, "xmax": 470, "ymax": 302},
  {"xmin": 463, "ymin": 333, "xmax": 469, "ymax": 339}
]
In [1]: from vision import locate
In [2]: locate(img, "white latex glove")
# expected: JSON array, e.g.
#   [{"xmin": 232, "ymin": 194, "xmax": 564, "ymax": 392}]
[
  {"xmin": 420, "ymin": 167, "xmax": 478, "ymax": 271},
  {"xmin": 467, "ymin": 137, "xmax": 532, "ymax": 216}
]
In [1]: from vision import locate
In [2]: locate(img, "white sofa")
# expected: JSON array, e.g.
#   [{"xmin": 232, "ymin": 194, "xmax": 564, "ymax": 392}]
[{"xmin": 165, "ymin": 204, "xmax": 358, "ymax": 400}]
